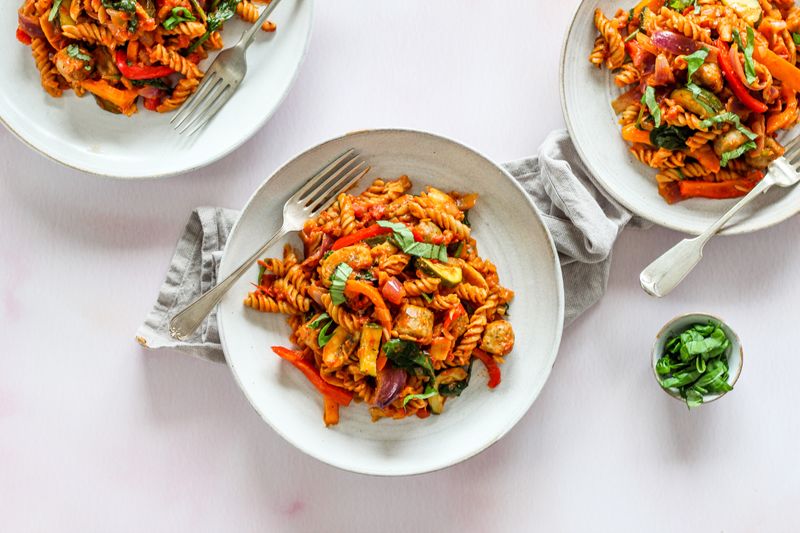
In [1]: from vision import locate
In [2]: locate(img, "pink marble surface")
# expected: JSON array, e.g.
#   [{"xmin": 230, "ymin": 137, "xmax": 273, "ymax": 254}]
[{"xmin": 2, "ymin": 1, "xmax": 799, "ymax": 531}]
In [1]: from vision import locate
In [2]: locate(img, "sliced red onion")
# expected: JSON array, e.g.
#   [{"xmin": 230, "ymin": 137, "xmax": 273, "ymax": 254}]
[
  {"xmin": 653, "ymin": 54, "xmax": 675, "ymax": 86},
  {"xmin": 301, "ymin": 233, "xmax": 333, "ymax": 270},
  {"xmin": 612, "ymin": 86, "xmax": 642, "ymax": 114},
  {"xmin": 18, "ymin": 13, "xmax": 45, "ymax": 39},
  {"xmin": 650, "ymin": 30, "xmax": 699, "ymax": 56},
  {"xmin": 135, "ymin": 85, "xmax": 164, "ymax": 99},
  {"xmin": 375, "ymin": 366, "xmax": 407, "ymax": 408}
]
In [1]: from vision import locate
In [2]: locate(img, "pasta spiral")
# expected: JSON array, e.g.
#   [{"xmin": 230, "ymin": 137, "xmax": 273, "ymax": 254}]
[
  {"xmin": 593, "ymin": 8, "xmax": 625, "ymax": 69},
  {"xmin": 150, "ymin": 44, "xmax": 203, "ymax": 79}
]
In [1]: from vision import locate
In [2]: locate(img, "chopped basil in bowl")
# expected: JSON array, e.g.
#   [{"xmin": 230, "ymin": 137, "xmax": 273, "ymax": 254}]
[{"xmin": 651, "ymin": 313, "xmax": 743, "ymax": 408}]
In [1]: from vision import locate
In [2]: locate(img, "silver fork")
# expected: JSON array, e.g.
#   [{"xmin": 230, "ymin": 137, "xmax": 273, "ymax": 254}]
[
  {"xmin": 170, "ymin": 0, "xmax": 283, "ymax": 135},
  {"xmin": 640, "ymin": 134, "xmax": 800, "ymax": 298},
  {"xmin": 169, "ymin": 149, "xmax": 370, "ymax": 340}
]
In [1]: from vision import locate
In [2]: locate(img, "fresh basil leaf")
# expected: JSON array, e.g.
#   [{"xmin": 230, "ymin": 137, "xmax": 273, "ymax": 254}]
[
  {"xmin": 421, "ymin": 292, "xmax": 434, "ymax": 303},
  {"xmin": 48, "ymin": 0, "xmax": 64, "ymax": 22},
  {"xmin": 667, "ymin": 0, "xmax": 696, "ymax": 10},
  {"xmin": 66, "ymin": 44, "xmax": 92, "ymax": 62},
  {"xmin": 721, "ymin": 140, "xmax": 757, "ymax": 167},
  {"xmin": 655, "ymin": 356, "xmax": 672, "ymax": 375},
  {"xmin": 462, "ymin": 210, "xmax": 471, "ymax": 228},
  {"xmin": 794, "ymin": 33, "xmax": 800, "ymax": 46},
  {"xmin": 624, "ymin": 29, "xmax": 639, "ymax": 42},
  {"xmin": 684, "ymin": 48, "xmax": 709, "ymax": 85},
  {"xmin": 317, "ymin": 320, "xmax": 335, "ymax": 347},
  {"xmin": 329, "ymin": 263, "xmax": 353, "ymax": 306},
  {"xmin": 685, "ymin": 388, "xmax": 704, "ymax": 408},
  {"xmin": 163, "ymin": 7, "xmax": 197, "ymax": 29},
  {"xmin": 660, "ymin": 369, "xmax": 702, "ymax": 389},
  {"xmin": 438, "ymin": 365, "xmax": 472, "ymax": 397},
  {"xmin": 402, "ymin": 385, "xmax": 437, "ymax": 407},
  {"xmin": 650, "ymin": 125, "xmax": 693, "ymax": 149},
  {"xmin": 187, "ymin": 0, "xmax": 240, "ymax": 52},
  {"xmin": 699, "ymin": 112, "xmax": 757, "ymax": 141},
  {"xmin": 309, "ymin": 312, "xmax": 331, "ymax": 329},
  {"xmin": 641, "ymin": 86, "xmax": 661, "ymax": 127},
  {"xmin": 376, "ymin": 220, "xmax": 449, "ymax": 261},
  {"xmin": 355, "ymin": 270, "xmax": 377, "ymax": 283},
  {"xmin": 732, "ymin": 27, "xmax": 757, "ymax": 86},
  {"xmin": 383, "ymin": 339, "xmax": 436, "ymax": 381}
]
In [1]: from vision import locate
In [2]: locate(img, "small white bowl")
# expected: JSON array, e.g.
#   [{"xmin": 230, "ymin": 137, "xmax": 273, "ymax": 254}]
[{"xmin": 651, "ymin": 313, "xmax": 743, "ymax": 406}]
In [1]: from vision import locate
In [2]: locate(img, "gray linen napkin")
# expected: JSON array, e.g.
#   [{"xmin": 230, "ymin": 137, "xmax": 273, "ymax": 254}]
[{"xmin": 136, "ymin": 130, "xmax": 646, "ymax": 363}]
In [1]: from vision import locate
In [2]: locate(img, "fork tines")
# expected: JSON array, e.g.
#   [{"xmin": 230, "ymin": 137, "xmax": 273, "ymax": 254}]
[
  {"xmin": 296, "ymin": 149, "xmax": 371, "ymax": 217},
  {"xmin": 170, "ymin": 70, "xmax": 231, "ymax": 135}
]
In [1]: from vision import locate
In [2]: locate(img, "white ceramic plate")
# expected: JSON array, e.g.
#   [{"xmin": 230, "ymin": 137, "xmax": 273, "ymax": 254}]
[
  {"xmin": 561, "ymin": 0, "xmax": 800, "ymax": 235},
  {"xmin": 0, "ymin": 0, "xmax": 313, "ymax": 178},
  {"xmin": 217, "ymin": 129, "xmax": 565, "ymax": 476}
]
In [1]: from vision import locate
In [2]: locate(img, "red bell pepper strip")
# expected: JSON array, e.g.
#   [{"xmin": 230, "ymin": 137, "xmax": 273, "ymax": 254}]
[
  {"xmin": 331, "ymin": 225, "xmax": 393, "ymax": 250},
  {"xmin": 114, "ymin": 50, "xmax": 174, "ymax": 80},
  {"xmin": 271, "ymin": 346, "xmax": 353, "ymax": 405},
  {"xmin": 16, "ymin": 28, "xmax": 32, "ymax": 45},
  {"xmin": 716, "ymin": 39, "xmax": 768, "ymax": 113},
  {"xmin": 143, "ymin": 97, "xmax": 160, "ymax": 111},
  {"xmin": 678, "ymin": 179, "xmax": 757, "ymax": 200},
  {"xmin": 344, "ymin": 279, "xmax": 392, "ymax": 332},
  {"xmin": 473, "ymin": 349, "xmax": 501, "ymax": 389},
  {"xmin": 443, "ymin": 304, "xmax": 466, "ymax": 336}
]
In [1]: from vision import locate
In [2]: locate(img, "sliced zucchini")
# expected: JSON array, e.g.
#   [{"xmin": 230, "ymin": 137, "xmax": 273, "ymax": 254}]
[
  {"xmin": 670, "ymin": 88, "xmax": 722, "ymax": 119},
  {"xmin": 357, "ymin": 323, "xmax": 382, "ymax": 377},
  {"xmin": 416, "ymin": 258, "xmax": 462, "ymax": 287},
  {"xmin": 721, "ymin": 0, "xmax": 761, "ymax": 26}
]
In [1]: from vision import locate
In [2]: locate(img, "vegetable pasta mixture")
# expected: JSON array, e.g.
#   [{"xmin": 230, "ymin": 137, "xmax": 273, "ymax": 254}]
[
  {"xmin": 16, "ymin": 0, "xmax": 275, "ymax": 115},
  {"xmin": 591, "ymin": 0, "xmax": 800, "ymax": 203},
  {"xmin": 246, "ymin": 176, "xmax": 515, "ymax": 426}
]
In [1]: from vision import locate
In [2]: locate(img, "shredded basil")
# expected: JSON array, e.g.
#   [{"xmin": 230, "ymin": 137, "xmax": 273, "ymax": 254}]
[
  {"xmin": 624, "ymin": 29, "xmax": 639, "ymax": 42},
  {"xmin": 355, "ymin": 270, "xmax": 377, "ymax": 283},
  {"xmin": 48, "ymin": 0, "xmax": 64, "ymax": 22},
  {"xmin": 794, "ymin": 33, "xmax": 800, "ymax": 46},
  {"xmin": 667, "ymin": 0, "xmax": 698, "ymax": 12},
  {"xmin": 656, "ymin": 322, "xmax": 733, "ymax": 408},
  {"xmin": 308, "ymin": 312, "xmax": 331, "ymax": 329},
  {"xmin": 641, "ymin": 86, "xmax": 661, "ymax": 127},
  {"xmin": 163, "ymin": 7, "xmax": 197, "ymax": 30},
  {"xmin": 376, "ymin": 220, "xmax": 448, "ymax": 261},
  {"xmin": 650, "ymin": 125, "xmax": 693, "ymax": 150},
  {"xmin": 66, "ymin": 44, "xmax": 91, "ymax": 62},
  {"xmin": 329, "ymin": 263, "xmax": 353, "ymax": 306},
  {"xmin": 187, "ymin": 0, "xmax": 241, "ymax": 53},
  {"xmin": 732, "ymin": 27, "xmax": 757, "ymax": 86},
  {"xmin": 402, "ymin": 385, "xmax": 437, "ymax": 407},
  {"xmin": 721, "ymin": 140, "xmax": 757, "ymax": 167},
  {"xmin": 309, "ymin": 313, "xmax": 335, "ymax": 347},
  {"xmin": 383, "ymin": 339, "xmax": 436, "ymax": 382},
  {"xmin": 684, "ymin": 48, "xmax": 708, "ymax": 87}
]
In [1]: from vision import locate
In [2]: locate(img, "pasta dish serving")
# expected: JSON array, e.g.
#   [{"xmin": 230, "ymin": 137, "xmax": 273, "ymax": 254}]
[
  {"xmin": 245, "ymin": 176, "xmax": 515, "ymax": 427},
  {"xmin": 16, "ymin": 0, "xmax": 275, "ymax": 115},
  {"xmin": 590, "ymin": 0, "xmax": 800, "ymax": 203}
]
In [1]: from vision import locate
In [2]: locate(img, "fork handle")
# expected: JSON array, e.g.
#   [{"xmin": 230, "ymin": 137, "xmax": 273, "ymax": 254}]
[
  {"xmin": 237, "ymin": 0, "xmax": 284, "ymax": 50},
  {"xmin": 640, "ymin": 177, "xmax": 774, "ymax": 298},
  {"xmin": 169, "ymin": 223, "xmax": 290, "ymax": 340}
]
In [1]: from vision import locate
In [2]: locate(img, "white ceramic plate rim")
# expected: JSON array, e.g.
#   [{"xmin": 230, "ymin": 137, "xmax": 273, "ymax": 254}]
[
  {"xmin": 0, "ymin": 0, "xmax": 314, "ymax": 180},
  {"xmin": 559, "ymin": 0, "xmax": 800, "ymax": 235},
  {"xmin": 217, "ymin": 128, "xmax": 565, "ymax": 476}
]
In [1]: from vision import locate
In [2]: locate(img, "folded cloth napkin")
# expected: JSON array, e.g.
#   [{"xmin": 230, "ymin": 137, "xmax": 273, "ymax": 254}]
[{"xmin": 136, "ymin": 130, "xmax": 647, "ymax": 363}]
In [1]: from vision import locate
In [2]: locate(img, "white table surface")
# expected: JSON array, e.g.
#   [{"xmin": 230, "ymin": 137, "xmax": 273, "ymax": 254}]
[{"xmin": 3, "ymin": 1, "xmax": 799, "ymax": 531}]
